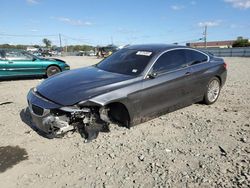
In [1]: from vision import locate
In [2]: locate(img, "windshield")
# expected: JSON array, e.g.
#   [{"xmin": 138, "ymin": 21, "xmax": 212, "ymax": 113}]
[
  {"xmin": 96, "ymin": 49, "xmax": 154, "ymax": 76},
  {"xmin": 23, "ymin": 51, "xmax": 41, "ymax": 60}
]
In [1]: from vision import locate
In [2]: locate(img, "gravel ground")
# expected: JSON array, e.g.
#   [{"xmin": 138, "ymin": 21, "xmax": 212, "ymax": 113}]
[{"xmin": 0, "ymin": 56, "xmax": 249, "ymax": 188}]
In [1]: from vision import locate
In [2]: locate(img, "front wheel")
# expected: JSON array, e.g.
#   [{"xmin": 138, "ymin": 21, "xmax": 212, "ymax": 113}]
[
  {"xmin": 46, "ymin": 66, "xmax": 61, "ymax": 77},
  {"xmin": 204, "ymin": 77, "xmax": 221, "ymax": 105}
]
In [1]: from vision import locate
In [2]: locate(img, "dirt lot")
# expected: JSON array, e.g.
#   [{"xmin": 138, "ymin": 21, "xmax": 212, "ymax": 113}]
[{"xmin": 0, "ymin": 56, "xmax": 249, "ymax": 188}]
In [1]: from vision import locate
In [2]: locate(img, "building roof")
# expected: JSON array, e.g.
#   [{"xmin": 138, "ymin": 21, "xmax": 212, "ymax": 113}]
[{"xmin": 188, "ymin": 40, "xmax": 235, "ymax": 47}]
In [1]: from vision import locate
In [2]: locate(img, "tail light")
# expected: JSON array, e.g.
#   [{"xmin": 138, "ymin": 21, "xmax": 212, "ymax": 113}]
[{"xmin": 223, "ymin": 62, "xmax": 227, "ymax": 69}]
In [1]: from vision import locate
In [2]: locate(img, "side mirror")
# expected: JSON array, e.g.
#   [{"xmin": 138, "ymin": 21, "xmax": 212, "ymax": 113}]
[{"xmin": 147, "ymin": 72, "xmax": 157, "ymax": 79}]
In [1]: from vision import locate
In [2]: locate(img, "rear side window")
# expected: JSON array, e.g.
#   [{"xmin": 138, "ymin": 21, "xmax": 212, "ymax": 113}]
[
  {"xmin": 185, "ymin": 50, "xmax": 208, "ymax": 65},
  {"xmin": 153, "ymin": 49, "xmax": 186, "ymax": 73}
]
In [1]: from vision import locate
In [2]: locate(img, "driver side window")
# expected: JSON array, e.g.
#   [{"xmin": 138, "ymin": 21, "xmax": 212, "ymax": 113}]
[
  {"xmin": 153, "ymin": 49, "xmax": 186, "ymax": 74},
  {"xmin": 5, "ymin": 51, "xmax": 33, "ymax": 61}
]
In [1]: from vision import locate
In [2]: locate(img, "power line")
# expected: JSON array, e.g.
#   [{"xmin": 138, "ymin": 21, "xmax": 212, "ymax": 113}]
[
  {"xmin": 0, "ymin": 30, "xmax": 207, "ymax": 46},
  {"xmin": 0, "ymin": 33, "xmax": 95, "ymax": 46},
  {"xmin": 0, "ymin": 33, "xmax": 58, "ymax": 37},
  {"xmin": 61, "ymin": 34, "xmax": 94, "ymax": 45},
  {"xmin": 174, "ymin": 38, "xmax": 203, "ymax": 45}
]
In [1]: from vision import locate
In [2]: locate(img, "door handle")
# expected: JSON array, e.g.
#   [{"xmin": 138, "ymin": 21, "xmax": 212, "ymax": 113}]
[{"xmin": 8, "ymin": 61, "xmax": 13, "ymax": 64}]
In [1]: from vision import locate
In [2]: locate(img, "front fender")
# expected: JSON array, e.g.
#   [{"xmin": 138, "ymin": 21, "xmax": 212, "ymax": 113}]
[{"xmin": 88, "ymin": 80, "xmax": 144, "ymax": 125}]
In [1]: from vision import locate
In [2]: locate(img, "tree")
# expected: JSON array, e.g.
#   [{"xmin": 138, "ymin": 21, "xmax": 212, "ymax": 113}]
[
  {"xmin": 33, "ymin": 45, "xmax": 40, "ymax": 48},
  {"xmin": 66, "ymin": 45, "xmax": 94, "ymax": 52},
  {"xmin": 0, "ymin": 44, "xmax": 27, "ymax": 49},
  {"xmin": 232, "ymin": 37, "xmax": 250, "ymax": 47},
  {"xmin": 42, "ymin": 38, "xmax": 52, "ymax": 48}
]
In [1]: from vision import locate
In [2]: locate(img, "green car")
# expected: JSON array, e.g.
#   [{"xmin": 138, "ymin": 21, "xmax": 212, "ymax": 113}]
[{"xmin": 0, "ymin": 49, "xmax": 70, "ymax": 78}]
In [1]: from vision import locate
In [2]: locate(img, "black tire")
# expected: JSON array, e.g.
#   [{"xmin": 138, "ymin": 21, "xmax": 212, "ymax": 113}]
[
  {"xmin": 46, "ymin": 66, "xmax": 61, "ymax": 77},
  {"xmin": 204, "ymin": 77, "xmax": 221, "ymax": 105}
]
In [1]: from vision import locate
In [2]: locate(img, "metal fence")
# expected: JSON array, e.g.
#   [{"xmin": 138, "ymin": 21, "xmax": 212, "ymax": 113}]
[
  {"xmin": 61, "ymin": 48, "xmax": 250, "ymax": 57},
  {"xmin": 198, "ymin": 47, "xmax": 250, "ymax": 57}
]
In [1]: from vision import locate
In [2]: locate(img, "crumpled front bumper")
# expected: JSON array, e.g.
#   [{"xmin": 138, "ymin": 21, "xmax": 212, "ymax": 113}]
[
  {"xmin": 27, "ymin": 88, "xmax": 67, "ymax": 135},
  {"xmin": 27, "ymin": 88, "xmax": 110, "ymax": 140},
  {"xmin": 29, "ymin": 109, "xmax": 51, "ymax": 134}
]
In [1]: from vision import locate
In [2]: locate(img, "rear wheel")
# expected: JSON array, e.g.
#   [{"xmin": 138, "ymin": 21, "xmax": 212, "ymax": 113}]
[
  {"xmin": 204, "ymin": 77, "xmax": 221, "ymax": 105},
  {"xmin": 46, "ymin": 66, "xmax": 61, "ymax": 77}
]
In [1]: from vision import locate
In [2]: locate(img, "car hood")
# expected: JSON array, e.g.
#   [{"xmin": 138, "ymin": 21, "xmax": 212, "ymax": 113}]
[
  {"xmin": 40, "ymin": 58, "xmax": 65, "ymax": 63},
  {"xmin": 37, "ymin": 66, "xmax": 134, "ymax": 106},
  {"xmin": 47, "ymin": 58, "xmax": 66, "ymax": 63}
]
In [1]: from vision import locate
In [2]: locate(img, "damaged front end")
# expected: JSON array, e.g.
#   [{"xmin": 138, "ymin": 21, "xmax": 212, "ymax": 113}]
[{"xmin": 27, "ymin": 88, "xmax": 111, "ymax": 141}]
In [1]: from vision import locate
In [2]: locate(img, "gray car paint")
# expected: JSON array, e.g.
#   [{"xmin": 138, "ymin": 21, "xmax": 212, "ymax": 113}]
[{"xmin": 28, "ymin": 45, "xmax": 227, "ymax": 127}]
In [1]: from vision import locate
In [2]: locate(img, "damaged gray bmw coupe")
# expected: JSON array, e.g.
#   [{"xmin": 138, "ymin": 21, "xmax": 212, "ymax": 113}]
[{"xmin": 27, "ymin": 44, "xmax": 227, "ymax": 141}]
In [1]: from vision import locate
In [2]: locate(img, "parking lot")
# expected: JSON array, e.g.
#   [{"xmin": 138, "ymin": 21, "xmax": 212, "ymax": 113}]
[{"xmin": 0, "ymin": 56, "xmax": 249, "ymax": 187}]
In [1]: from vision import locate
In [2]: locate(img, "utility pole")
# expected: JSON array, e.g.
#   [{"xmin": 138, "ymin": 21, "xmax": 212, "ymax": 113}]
[
  {"xmin": 111, "ymin": 36, "xmax": 113, "ymax": 45},
  {"xmin": 59, "ymin": 33, "xmax": 62, "ymax": 48},
  {"xmin": 203, "ymin": 25, "xmax": 207, "ymax": 48},
  {"xmin": 65, "ymin": 39, "xmax": 68, "ymax": 54}
]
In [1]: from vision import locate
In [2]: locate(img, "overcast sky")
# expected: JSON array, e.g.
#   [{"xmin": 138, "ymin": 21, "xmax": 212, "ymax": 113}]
[{"xmin": 0, "ymin": 0, "xmax": 250, "ymax": 46}]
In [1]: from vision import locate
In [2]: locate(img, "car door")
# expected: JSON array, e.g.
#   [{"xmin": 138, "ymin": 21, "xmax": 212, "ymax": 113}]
[
  {"xmin": 184, "ymin": 49, "xmax": 211, "ymax": 102},
  {"xmin": 0, "ymin": 58, "xmax": 7, "ymax": 77},
  {"xmin": 5, "ymin": 50, "xmax": 44, "ymax": 76},
  {"xmin": 0, "ymin": 50, "xmax": 9, "ymax": 77},
  {"xmin": 140, "ymin": 49, "xmax": 192, "ymax": 118},
  {"xmin": 0, "ymin": 50, "xmax": 6, "ymax": 78}
]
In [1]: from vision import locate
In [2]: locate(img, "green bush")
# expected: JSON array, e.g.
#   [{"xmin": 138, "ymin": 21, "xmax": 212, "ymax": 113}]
[{"xmin": 233, "ymin": 37, "xmax": 250, "ymax": 47}]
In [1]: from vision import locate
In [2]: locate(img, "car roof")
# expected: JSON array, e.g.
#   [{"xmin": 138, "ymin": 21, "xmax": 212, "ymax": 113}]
[{"xmin": 125, "ymin": 44, "xmax": 189, "ymax": 53}]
